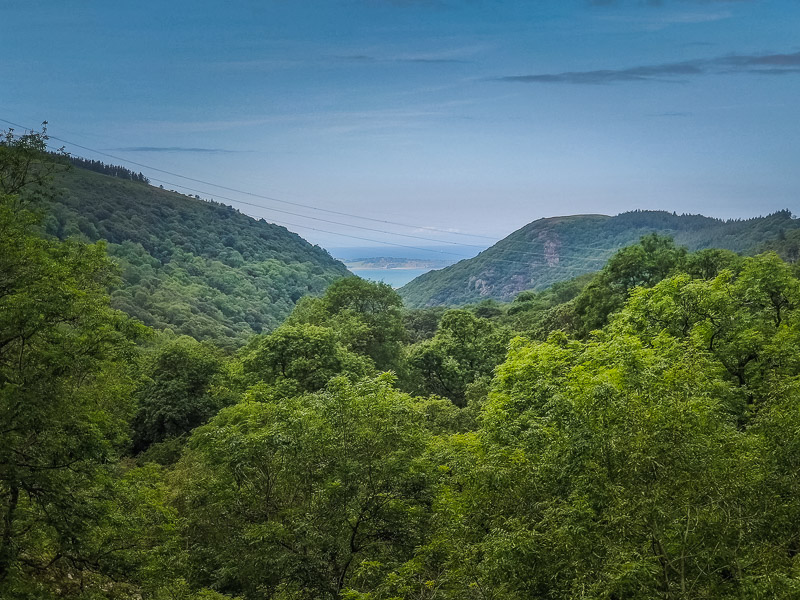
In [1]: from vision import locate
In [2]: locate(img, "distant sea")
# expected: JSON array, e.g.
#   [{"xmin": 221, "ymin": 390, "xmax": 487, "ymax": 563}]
[
  {"xmin": 328, "ymin": 245, "xmax": 485, "ymax": 289},
  {"xmin": 328, "ymin": 245, "xmax": 483, "ymax": 262},
  {"xmin": 349, "ymin": 268, "xmax": 433, "ymax": 288}
]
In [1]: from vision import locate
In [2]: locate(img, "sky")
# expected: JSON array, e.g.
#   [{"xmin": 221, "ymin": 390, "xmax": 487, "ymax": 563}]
[{"xmin": 2, "ymin": 0, "xmax": 799, "ymax": 252}]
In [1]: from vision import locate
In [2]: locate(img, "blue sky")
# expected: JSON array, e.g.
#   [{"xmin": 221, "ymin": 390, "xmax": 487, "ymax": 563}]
[{"xmin": 2, "ymin": 0, "xmax": 799, "ymax": 251}]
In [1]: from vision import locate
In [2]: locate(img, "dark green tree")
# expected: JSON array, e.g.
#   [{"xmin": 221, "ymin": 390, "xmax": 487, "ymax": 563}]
[
  {"xmin": 131, "ymin": 336, "xmax": 233, "ymax": 455},
  {"xmin": 241, "ymin": 323, "xmax": 373, "ymax": 397},
  {"xmin": 0, "ymin": 123, "xmax": 65, "ymax": 199},
  {"xmin": 0, "ymin": 127, "xmax": 160, "ymax": 596},
  {"xmin": 407, "ymin": 309, "xmax": 511, "ymax": 406}
]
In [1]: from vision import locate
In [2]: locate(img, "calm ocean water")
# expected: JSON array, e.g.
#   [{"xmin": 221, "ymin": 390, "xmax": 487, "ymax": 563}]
[{"xmin": 350, "ymin": 268, "xmax": 432, "ymax": 288}]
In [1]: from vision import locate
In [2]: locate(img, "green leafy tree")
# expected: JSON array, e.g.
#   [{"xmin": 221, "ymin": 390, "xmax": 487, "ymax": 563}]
[
  {"xmin": 0, "ymin": 129, "xmax": 158, "ymax": 596},
  {"xmin": 402, "ymin": 306, "xmax": 447, "ymax": 344},
  {"xmin": 289, "ymin": 278, "xmax": 406, "ymax": 372},
  {"xmin": 173, "ymin": 375, "xmax": 452, "ymax": 599},
  {"xmin": 241, "ymin": 323, "xmax": 374, "ymax": 397},
  {"xmin": 131, "ymin": 336, "xmax": 233, "ymax": 455},
  {"xmin": 573, "ymin": 234, "xmax": 688, "ymax": 335},
  {"xmin": 407, "ymin": 310, "xmax": 511, "ymax": 406},
  {"xmin": 684, "ymin": 248, "xmax": 743, "ymax": 280},
  {"xmin": 615, "ymin": 253, "xmax": 800, "ymax": 404}
]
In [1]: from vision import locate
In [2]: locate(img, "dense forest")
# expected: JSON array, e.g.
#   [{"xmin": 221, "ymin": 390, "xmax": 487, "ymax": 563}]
[
  {"xmin": 3, "ymin": 128, "xmax": 800, "ymax": 599},
  {"xmin": 42, "ymin": 150, "xmax": 349, "ymax": 348},
  {"xmin": 400, "ymin": 209, "xmax": 800, "ymax": 307}
]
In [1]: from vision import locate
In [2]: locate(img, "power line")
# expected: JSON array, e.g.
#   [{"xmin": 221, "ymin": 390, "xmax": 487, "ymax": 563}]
[
  {"xmin": 245, "ymin": 210, "xmax": 610, "ymax": 274},
  {"xmin": 151, "ymin": 175, "xmax": 611, "ymax": 264},
  {"xmin": 146, "ymin": 176, "xmax": 489, "ymax": 250},
  {"xmin": 0, "ymin": 117, "xmax": 646, "ymax": 258},
  {"xmin": 235, "ymin": 207, "xmax": 610, "ymax": 274},
  {"xmin": 1, "ymin": 117, "xmax": 621, "ymax": 269},
  {"xmin": 207, "ymin": 194, "xmax": 607, "ymax": 272},
  {"xmin": 0, "ymin": 117, "xmax": 498, "ymax": 241}
]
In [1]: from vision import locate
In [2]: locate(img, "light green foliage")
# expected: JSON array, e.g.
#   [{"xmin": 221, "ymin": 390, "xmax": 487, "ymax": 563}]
[
  {"xmin": 384, "ymin": 335, "xmax": 795, "ymax": 598},
  {"xmin": 616, "ymin": 253, "xmax": 800, "ymax": 403},
  {"xmin": 173, "ymin": 375, "xmax": 452, "ymax": 600}
]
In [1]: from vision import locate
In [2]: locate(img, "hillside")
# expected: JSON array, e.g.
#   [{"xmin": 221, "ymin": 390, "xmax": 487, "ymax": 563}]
[
  {"xmin": 43, "ymin": 165, "xmax": 349, "ymax": 347},
  {"xmin": 400, "ymin": 209, "xmax": 800, "ymax": 307}
]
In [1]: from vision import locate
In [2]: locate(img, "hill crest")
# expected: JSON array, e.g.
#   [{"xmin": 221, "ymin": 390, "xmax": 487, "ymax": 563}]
[
  {"xmin": 399, "ymin": 209, "xmax": 797, "ymax": 307},
  {"xmin": 45, "ymin": 164, "xmax": 349, "ymax": 346}
]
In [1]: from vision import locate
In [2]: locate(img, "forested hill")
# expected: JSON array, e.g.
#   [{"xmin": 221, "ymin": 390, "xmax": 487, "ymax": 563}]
[
  {"xmin": 400, "ymin": 209, "xmax": 800, "ymax": 307},
  {"xmin": 44, "ymin": 165, "xmax": 349, "ymax": 347}
]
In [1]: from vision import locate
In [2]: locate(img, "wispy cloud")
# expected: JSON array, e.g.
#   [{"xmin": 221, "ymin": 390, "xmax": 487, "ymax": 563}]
[
  {"xmin": 400, "ymin": 57, "xmax": 471, "ymax": 64},
  {"xmin": 587, "ymin": 0, "xmax": 754, "ymax": 31},
  {"xmin": 363, "ymin": 0, "xmax": 451, "ymax": 7},
  {"xmin": 648, "ymin": 111, "xmax": 694, "ymax": 117},
  {"xmin": 497, "ymin": 61, "xmax": 703, "ymax": 84},
  {"xmin": 494, "ymin": 50, "xmax": 800, "ymax": 85},
  {"xmin": 681, "ymin": 41, "xmax": 717, "ymax": 47},
  {"xmin": 335, "ymin": 54, "xmax": 469, "ymax": 64},
  {"xmin": 109, "ymin": 146, "xmax": 247, "ymax": 154},
  {"xmin": 588, "ymin": 0, "xmax": 755, "ymax": 5},
  {"xmin": 211, "ymin": 50, "xmax": 474, "ymax": 73},
  {"xmin": 334, "ymin": 45, "xmax": 481, "ymax": 64},
  {"xmin": 593, "ymin": 9, "xmax": 734, "ymax": 30},
  {"xmin": 131, "ymin": 103, "xmax": 466, "ymax": 140},
  {"xmin": 337, "ymin": 54, "xmax": 376, "ymax": 61}
]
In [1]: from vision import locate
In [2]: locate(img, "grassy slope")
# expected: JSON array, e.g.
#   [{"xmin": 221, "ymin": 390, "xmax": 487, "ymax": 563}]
[
  {"xmin": 43, "ymin": 167, "xmax": 349, "ymax": 347},
  {"xmin": 400, "ymin": 210, "xmax": 799, "ymax": 307}
]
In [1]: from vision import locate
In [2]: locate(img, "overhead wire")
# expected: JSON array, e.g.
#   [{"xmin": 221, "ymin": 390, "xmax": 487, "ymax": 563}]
[
  {"xmin": 1, "ymin": 116, "xmax": 625, "ymax": 270},
  {"xmin": 0, "ymin": 117, "xmax": 497, "ymax": 240},
  {"xmin": 239, "ymin": 207, "xmax": 612, "ymax": 275},
  {"xmin": 1, "ymin": 117, "xmax": 635, "ymax": 255},
  {"xmin": 149, "ymin": 174, "xmax": 613, "ymax": 265},
  {"xmin": 210, "ymin": 204, "xmax": 614, "ymax": 276},
  {"xmin": 145, "ymin": 176, "xmax": 488, "ymax": 249}
]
